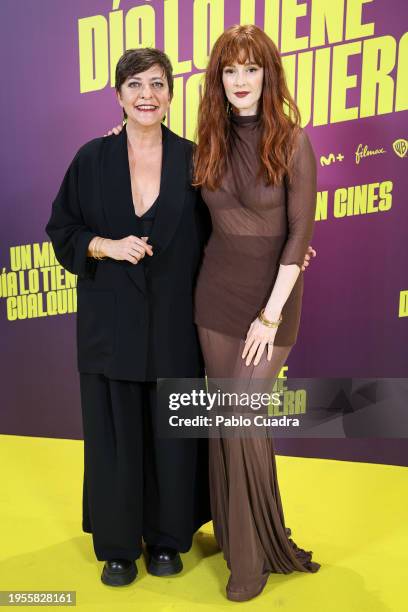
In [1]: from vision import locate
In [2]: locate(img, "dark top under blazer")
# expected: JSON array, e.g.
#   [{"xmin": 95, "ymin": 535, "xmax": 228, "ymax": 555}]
[{"xmin": 46, "ymin": 124, "xmax": 211, "ymax": 381}]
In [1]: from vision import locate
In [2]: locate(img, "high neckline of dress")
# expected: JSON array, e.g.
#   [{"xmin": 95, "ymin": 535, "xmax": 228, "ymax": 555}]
[{"xmin": 230, "ymin": 111, "xmax": 261, "ymax": 126}]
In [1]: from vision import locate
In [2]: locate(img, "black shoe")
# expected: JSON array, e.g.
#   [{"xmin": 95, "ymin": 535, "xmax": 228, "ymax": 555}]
[
  {"xmin": 146, "ymin": 545, "xmax": 183, "ymax": 576},
  {"xmin": 101, "ymin": 559, "xmax": 137, "ymax": 586}
]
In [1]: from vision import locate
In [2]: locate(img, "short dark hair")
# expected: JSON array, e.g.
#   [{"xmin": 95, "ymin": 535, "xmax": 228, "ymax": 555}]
[{"xmin": 115, "ymin": 47, "xmax": 174, "ymax": 96}]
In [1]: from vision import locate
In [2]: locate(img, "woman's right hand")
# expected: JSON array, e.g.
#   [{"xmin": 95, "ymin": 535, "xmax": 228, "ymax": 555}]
[
  {"xmin": 105, "ymin": 236, "xmax": 153, "ymax": 264},
  {"xmin": 104, "ymin": 124, "xmax": 123, "ymax": 136}
]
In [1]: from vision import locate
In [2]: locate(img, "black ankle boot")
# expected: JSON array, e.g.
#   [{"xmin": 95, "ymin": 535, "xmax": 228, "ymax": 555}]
[
  {"xmin": 146, "ymin": 545, "xmax": 183, "ymax": 576},
  {"xmin": 101, "ymin": 559, "xmax": 137, "ymax": 586}
]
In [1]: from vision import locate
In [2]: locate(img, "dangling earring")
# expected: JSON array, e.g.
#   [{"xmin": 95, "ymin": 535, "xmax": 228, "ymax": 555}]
[{"xmin": 226, "ymin": 101, "xmax": 232, "ymax": 116}]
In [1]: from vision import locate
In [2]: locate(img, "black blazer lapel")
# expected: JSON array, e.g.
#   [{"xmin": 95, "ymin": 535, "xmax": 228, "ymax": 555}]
[
  {"xmin": 99, "ymin": 124, "xmax": 188, "ymax": 292},
  {"xmin": 147, "ymin": 125, "xmax": 189, "ymax": 264},
  {"xmin": 100, "ymin": 127, "xmax": 139, "ymax": 238},
  {"xmin": 100, "ymin": 127, "xmax": 146, "ymax": 294}
]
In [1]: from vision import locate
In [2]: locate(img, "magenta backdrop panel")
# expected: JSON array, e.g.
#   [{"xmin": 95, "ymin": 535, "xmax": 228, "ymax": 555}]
[{"xmin": 0, "ymin": 0, "xmax": 407, "ymax": 465}]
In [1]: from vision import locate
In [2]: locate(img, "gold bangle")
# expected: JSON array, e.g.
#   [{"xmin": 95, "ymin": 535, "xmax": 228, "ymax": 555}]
[
  {"xmin": 97, "ymin": 238, "xmax": 107, "ymax": 260},
  {"xmin": 91, "ymin": 237, "xmax": 99, "ymax": 259},
  {"xmin": 92, "ymin": 237, "xmax": 107, "ymax": 260},
  {"xmin": 93, "ymin": 237, "xmax": 101, "ymax": 259},
  {"xmin": 258, "ymin": 308, "xmax": 282, "ymax": 328}
]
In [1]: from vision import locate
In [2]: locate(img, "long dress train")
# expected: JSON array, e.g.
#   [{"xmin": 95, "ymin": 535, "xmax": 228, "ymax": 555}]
[{"xmin": 198, "ymin": 326, "xmax": 320, "ymax": 601}]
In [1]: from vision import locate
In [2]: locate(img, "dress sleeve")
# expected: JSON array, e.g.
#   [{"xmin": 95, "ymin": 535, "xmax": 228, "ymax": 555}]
[
  {"xmin": 278, "ymin": 129, "xmax": 317, "ymax": 268},
  {"xmin": 45, "ymin": 152, "xmax": 97, "ymax": 278}
]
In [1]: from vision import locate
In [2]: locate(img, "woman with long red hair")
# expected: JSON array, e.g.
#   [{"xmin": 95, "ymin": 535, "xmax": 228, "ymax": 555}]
[{"xmin": 193, "ymin": 24, "xmax": 320, "ymax": 601}]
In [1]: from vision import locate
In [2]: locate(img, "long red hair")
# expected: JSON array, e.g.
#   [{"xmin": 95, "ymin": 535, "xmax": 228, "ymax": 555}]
[{"xmin": 193, "ymin": 24, "xmax": 301, "ymax": 190}]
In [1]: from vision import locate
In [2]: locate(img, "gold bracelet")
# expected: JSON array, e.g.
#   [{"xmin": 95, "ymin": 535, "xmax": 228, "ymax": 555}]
[
  {"xmin": 93, "ymin": 237, "xmax": 101, "ymax": 259},
  {"xmin": 258, "ymin": 308, "xmax": 282, "ymax": 328},
  {"xmin": 96, "ymin": 238, "xmax": 107, "ymax": 260},
  {"xmin": 91, "ymin": 237, "xmax": 99, "ymax": 259},
  {"xmin": 92, "ymin": 237, "xmax": 107, "ymax": 260}
]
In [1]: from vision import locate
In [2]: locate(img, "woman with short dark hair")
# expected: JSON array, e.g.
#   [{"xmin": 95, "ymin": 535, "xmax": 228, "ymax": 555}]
[{"xmin": 46, "ymin": 47, "xmax": 211, "ymax": 587}]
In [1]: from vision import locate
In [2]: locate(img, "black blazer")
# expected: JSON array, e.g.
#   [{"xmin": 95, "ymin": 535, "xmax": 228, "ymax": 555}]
[{"xmin": 46, "ymin": 124, "xmax": 211, "ymax": 381}]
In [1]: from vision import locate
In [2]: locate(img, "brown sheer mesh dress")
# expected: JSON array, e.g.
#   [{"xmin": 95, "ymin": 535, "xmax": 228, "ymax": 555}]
[{"xmin": 194, "ymin": 112, "xmax": 320, "ymax": 601}]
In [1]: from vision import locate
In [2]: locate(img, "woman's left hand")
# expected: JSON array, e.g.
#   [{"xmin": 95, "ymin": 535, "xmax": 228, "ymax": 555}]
[{"xmin": 242, "ymin": 317, "xmax": 279, "ymax": 366}]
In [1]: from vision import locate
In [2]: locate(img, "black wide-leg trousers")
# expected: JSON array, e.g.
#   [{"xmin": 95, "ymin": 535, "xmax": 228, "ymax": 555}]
[{"xmin": 80, "ymin": 373, "xmax": 209, "ymax": 561}]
